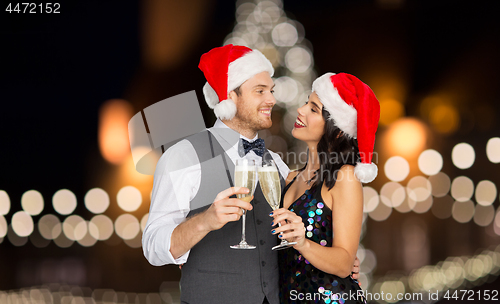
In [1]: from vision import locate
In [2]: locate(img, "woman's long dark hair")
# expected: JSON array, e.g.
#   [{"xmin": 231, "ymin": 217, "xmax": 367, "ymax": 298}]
[{"xmin": 301, "ymin": 107, "xmax": 360, "ymax": 190}]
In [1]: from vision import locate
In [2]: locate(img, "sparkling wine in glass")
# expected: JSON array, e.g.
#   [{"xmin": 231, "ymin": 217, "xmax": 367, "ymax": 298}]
[
  {"xmin": 258, "ymin": 159, "xmax": 297, "ymax": 250},
  {"xmin": 230, "ymin": 159, "xmax": 257, "ymax": 249}
]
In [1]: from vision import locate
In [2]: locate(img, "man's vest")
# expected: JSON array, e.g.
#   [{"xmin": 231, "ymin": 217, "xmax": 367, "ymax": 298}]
[{"xmin": 179, "ymin": 130, "xmax": 284, "ymax": 304}]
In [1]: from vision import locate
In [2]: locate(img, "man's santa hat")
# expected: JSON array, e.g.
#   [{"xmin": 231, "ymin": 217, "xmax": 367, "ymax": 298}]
[
  {"xmin": 198, "ymin": 44, "xmax": 274, "ymax": 120},
  {"xmin": 312, "ymin": 73, "xmax": 380, "ymax": 183}
]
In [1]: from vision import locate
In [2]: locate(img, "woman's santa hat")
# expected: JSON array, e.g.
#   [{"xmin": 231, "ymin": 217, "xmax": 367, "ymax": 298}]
[
  {"xmin": 312, "ymin": 73, "xmax": 380, "ymax": 183},
  {"xmin": 198, "ymin": 44, "xmax": 274, "ymax": 120}
]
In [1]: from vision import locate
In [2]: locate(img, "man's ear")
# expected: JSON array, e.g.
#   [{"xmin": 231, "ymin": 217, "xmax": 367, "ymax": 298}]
[{"xmin": 228, "ymin": 90, "xmax": 238, "ymax": 103}]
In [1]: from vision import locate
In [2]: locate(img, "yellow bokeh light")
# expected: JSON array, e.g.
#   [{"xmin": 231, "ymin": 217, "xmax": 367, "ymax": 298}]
[
  {"xmin": 98, "ymin": 99, "xmax": 134, "ymax": 165},
  {"xmin": 420, "ymin": 96, "xmax": 460, "ymax": 135},
  {"xmin": 379, "ymin": 99, "xmax": 405, "ymax": 126},
  {"xmin": 386, "ymin": 118, "xmax": 427, "ymax": 158},
  {"xmin": 429, "ymin": 104, "xmax": 460, "ymax": 134}
]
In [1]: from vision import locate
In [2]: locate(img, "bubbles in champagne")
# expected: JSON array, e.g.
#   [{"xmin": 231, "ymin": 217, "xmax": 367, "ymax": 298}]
[{"xmin": 258, "ymin": 167, "xmax": 281, "ymax": 210}]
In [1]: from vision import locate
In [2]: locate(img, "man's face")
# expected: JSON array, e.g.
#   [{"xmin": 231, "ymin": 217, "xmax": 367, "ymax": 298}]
[{"xmin": 230, "ymin": 71, "xmax": 276, "ymax": 133}]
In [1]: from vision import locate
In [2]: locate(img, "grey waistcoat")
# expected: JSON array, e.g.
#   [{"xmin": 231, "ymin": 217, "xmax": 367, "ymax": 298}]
[{"xmin": 179, "ymin": 130, "xmax": 283, "ymax": 304}]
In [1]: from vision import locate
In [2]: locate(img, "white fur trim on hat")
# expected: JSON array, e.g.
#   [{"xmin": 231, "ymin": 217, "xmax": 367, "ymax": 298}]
[
  {"xmin": 227, "ymin": 50, "xmax": 274, "ymax": 92},
  {"xmin": 312, "ymin": 73, "xmax": 357, "ymax": 138},
  {"xmin": 354, "ymin": 162, "xmax": 378, "ymax": 183},
  {"xmin": 214, "ymin": 98, "xmax": 237, "ymax": 120},
  {"xmin": 203, "ymin": 82, "xmax": 219, "ymax": 109}
]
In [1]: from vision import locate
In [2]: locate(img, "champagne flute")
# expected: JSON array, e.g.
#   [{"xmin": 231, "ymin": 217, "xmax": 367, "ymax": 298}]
[
  {"xmin": 258, "ymin": 159, "xmax": 297, "ymax": 250},
  {"xmin": 230, "ymin": 159, "xmax": 257, "ymax": 249}
]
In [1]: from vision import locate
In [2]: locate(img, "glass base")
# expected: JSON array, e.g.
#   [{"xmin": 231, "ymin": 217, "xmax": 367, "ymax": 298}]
[
  {"xmin": 230, "ymin": 241, "xmax": 256, "ymax": 249},
  {"xmin": 272, "ymin": 240, "xmax": 297, "ymax": 250}
]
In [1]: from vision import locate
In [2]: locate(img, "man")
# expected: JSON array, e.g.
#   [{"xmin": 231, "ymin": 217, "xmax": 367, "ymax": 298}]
[{"xmin": 142, "ymin": 44, "xmax": 287, "ymax": 304}]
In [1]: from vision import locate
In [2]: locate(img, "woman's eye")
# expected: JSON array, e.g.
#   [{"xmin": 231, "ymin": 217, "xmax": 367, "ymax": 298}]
[
  {"xmin": 257, "ymin": 90, "xmax": 263, "ymax": 94},
  {"xmin": 271, "ymin": 90, "xmax": 275, "ymax": 94}
]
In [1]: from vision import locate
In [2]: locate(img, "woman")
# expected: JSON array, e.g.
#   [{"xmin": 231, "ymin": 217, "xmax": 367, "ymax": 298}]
[{"xmin": 271, "ymin": 73, "xmax": 380, "ymax": 303}]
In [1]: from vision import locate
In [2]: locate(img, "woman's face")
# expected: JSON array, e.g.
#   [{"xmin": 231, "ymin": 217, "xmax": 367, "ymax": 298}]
[{"xmin": 292, "ymin": 92, "xmax": 326, "ymax": 144}]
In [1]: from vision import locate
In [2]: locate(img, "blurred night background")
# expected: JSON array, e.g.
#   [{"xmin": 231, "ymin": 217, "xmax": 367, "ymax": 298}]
[{"xmin": 1, "ymin": 0, "xmax": 500, "ymax": 303}]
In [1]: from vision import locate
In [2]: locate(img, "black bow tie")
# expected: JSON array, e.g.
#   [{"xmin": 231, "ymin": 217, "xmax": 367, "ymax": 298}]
[{"xmin": 240, "ymin": 138, "xmax": 265, "ymax": 157}]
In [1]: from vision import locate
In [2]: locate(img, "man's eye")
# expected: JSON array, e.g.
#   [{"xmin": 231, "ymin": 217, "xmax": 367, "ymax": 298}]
[{"xmin": 257, "ymin": 90, "xmax": 263, "ymax": 94}]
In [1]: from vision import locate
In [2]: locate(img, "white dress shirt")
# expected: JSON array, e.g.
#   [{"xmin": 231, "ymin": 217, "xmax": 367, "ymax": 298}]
[{"xmin": 142, "ymin": 119, "xmax": 290, "ymax": 266}]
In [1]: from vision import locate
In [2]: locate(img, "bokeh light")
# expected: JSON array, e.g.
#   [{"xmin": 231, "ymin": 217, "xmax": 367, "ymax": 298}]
[
  {"xmin": 429, "ymin": 104, "xmax": 460, "ymax": 134},
  {"xmin": 0, "ymin": 190, "xmax": 10, "ymax": 215},
  {"xmin": 452, "ymin": 143, "xmax": 475, "ymax": 169},
  {"xmin": 363, "ymin": 187, "xmax": 379, "ymax": 213},
  {"xmin": 411, "ymin": 195, "xmax": 433, "ymax": 214},
  {"xmin": 53, "ymin": 189, "xmax": 77, "ymax": 215},
  {"xmin": 407, "ymin": 176, "xmax": 432, "ymax": 202},
  {"xmin": 98, "ymin": 99, "xmax": 134, "ymax": 165},
  {"xmin": 418, "ymin": 149, "xmax": 443, "ymax": 176},
  {"xmin": 452, "ymin": 200, "xmax": 475, "ymax": 223},
  {"xmin": 394, "ymin": 196, "xmax": 412, "ymax": 213},
  {"xmin": 11, "ymin": 211, "xmax": 34, "ymax": 237},
  {"xmin": 451, "ymin": 176, "xmax": 474, "ymax": 202},
  {"xmin": 141, "ymin": 213, "xmax": 149, "ymax": 232},
  {"xmin": 53, "ymin": 232, "xmax": 74, "ymax": 248},
  {"xmin": 380, "ymin": 182, "xmax": 405, "ymax": 208},
  {"xmin": 273, "ymin": 76, "xmax": 299, "ymax": 104},
  {"xmin": 360, "ymin": 249, "xmax": 378, "ymax": 273},
  {"xmin": 63, "ymin": 215, "xmax": 87, "ymax": 241},
  {"xmin": 77, "ymin": 227, "xmax": 98, "ymax": 247},
  {"xmin": 117, "ymin": 186, "xmax": 142, "ymax": 212},
  {"xmin": 384, "ymin": 156, "xmax": 410, "ymax": 182},
  {"xmin": 284, "ymin": 47, "xmax": 312, "ymax": 73},
  {"xmin": 85, "ymin": 188, "xmax": 110, "ymax": 214},
  {"xmin": 473, "ymin": 205, "xmax": 495, "ymax": 227},
  {"xmin": 475, "ymin": 180, "xmax": 497, "ymax": 206},
  {"xmin": 495, "ymin": 210, "xmax": 500, "ymax": 236},
  {"xmin": 428, "ymin": 172, "xmax": 451, "ymax": 197},
  {"xmin": 0, "ymin": 215, "xmax": 7, "ymax": 238},
  {"xmin": 114, "ymin": 214, "xmax": 140, "ymax": 240},
  {"xmin": 369, "ymin": 201, "xmax": 392, "ymax": 221},
  {"xmin": 271, "ymin": 22, "xmax": 298, "ymax": 46},
  {"xmin": 385, "ymin": 118, "xmax": 427, "ymax": 158},
  {"xmin": 431, "ymin": 195, "xmax": 454, "ymax": 219},
  {"xmin": 379, "ymin": 99, "xmax": 405, "ymax": 126},
  {"xmin": 38, "ymin": 214, "xmax": 62, "ymax": 240},
  {"xmin": 486, "ymin": 137, "xmax": 500, "ymax": 163},
  {"xmin": 89, "ymin": 215, "xmax": 114, "ymax": 241},
  {"xmin": 21, "ymin": 190, "xmax": 44, "ymax": 216},
  {"xmin": 7, "ymin": 224, "xmax": 28, "ymax": 246}
]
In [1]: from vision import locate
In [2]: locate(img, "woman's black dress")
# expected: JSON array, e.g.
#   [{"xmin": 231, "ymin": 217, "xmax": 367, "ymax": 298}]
[{"xmin": 278, "ymin": 176, "xmax": 366, "ymax": 304}]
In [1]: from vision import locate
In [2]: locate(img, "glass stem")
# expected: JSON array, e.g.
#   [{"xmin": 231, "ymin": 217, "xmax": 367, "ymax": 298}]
[{"xmin": 241, "ymin": 210, "xmax": 247, "ymax": 244}]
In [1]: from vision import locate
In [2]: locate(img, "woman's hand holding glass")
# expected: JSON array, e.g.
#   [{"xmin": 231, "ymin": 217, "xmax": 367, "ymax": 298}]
[{"xmin": 269, "ymin": 208, "xmax": 306, "ymax": 249}]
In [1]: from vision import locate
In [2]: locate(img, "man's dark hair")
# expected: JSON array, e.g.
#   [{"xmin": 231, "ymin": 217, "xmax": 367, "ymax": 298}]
[{"xmin": 233, "ymin": 86, "xmax": 242, "ymax": 96}]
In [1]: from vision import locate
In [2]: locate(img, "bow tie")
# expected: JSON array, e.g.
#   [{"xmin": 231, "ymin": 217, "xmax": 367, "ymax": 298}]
[{"xmin": 240, "ymin": 138, "xmax": 265, "ymax": 157}]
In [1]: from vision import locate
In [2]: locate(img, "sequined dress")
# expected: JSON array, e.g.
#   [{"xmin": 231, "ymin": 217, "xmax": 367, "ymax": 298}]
[{"xmin": 278, "ymin": 177, "xmax": 366, "ymax": 304}]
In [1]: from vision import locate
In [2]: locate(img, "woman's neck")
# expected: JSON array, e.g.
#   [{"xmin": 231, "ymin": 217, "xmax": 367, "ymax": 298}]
[{"xmin": 305, "ymin": 144, "xmax": 320, "ymax": 172}]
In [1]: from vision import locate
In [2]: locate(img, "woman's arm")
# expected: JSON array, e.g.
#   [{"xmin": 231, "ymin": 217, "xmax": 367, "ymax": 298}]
[{"xmin": 273, "ymin": 165, "xmax": 363, "ymax": 277}]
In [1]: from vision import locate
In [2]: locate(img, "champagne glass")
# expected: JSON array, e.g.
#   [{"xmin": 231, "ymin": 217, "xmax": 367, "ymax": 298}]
[
  {"xmin": 230, "ymin": 159, "xmax": 257, "ymax": 249},
  {"xmin": 258, "ymin": 159, "xmax": 297, "ymax": 250}
]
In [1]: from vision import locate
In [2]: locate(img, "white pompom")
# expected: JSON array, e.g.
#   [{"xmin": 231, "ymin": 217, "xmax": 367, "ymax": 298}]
[
  {"xmin": 354, "ymin": 162, "xmax": 378, "ymax": 183},
  {"xmin": 214, "ymin": 99, "xmax": 237, "ymax": 120},
  {"xmin": 203, "ymin": 82, "xmax": 220, "ymax": 109}
]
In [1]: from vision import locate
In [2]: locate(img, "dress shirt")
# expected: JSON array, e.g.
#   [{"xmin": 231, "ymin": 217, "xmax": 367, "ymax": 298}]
[{"xmin": 142, "ymin": 119, "xmax": 290, "ymax": 266}]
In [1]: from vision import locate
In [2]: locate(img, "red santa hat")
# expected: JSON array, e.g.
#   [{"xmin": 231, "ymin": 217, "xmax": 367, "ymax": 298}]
[
  {"xmin": 312, "ymin": 73, "xmax": 380, "ymax": 183},
  {"xmin": 198, "ymin": 44, "xmax": 274, "ymax": 120}
]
